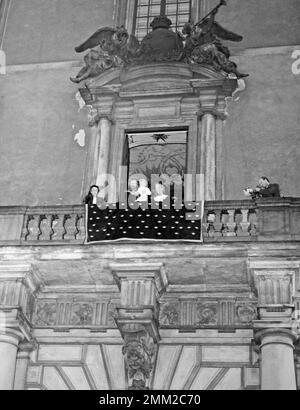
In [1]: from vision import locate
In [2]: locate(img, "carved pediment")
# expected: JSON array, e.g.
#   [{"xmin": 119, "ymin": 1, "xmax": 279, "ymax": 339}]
[{"xmin": 79, "ymin": 62, "xmax": 235, "ymax": 103}]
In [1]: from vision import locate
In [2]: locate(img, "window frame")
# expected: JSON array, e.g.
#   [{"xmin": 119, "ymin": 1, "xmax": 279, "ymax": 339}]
[
  {"xmin": 113, "ymin": 0, "xmax": 203, "ymax": 36},
  {"xmin": 134, "ymin": 0, "xmax": 192, "ymax": 40}
]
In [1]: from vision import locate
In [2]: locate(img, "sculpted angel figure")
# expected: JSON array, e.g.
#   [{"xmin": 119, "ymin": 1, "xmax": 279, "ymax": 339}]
[
  {"xmin": 182, "ymin": 0, "xmax": 248, "ymax": 78},
  {"xmin": 70, "ymin": 26, "xmax": 140, "ymax": 83}
]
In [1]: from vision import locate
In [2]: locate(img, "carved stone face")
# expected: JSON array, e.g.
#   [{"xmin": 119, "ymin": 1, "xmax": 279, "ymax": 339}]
[{"xmin": 123, "ymin": 340, "xmax": 152, "ymax": 380}]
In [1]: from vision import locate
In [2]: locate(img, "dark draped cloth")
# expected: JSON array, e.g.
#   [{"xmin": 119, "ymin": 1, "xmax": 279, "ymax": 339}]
[{"xmin": 86, "ymin": 200, "xmax": 203, "ymax": 243}]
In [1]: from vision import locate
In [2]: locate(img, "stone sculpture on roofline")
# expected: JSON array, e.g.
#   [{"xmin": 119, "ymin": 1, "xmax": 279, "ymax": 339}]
[{"xmin": 70, "ymin": 0, "xmax": 248, "ymax": 84}]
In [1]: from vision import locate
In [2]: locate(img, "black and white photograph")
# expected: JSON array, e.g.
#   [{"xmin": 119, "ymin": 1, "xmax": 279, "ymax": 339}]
[{"xmin": 0, "ymin": 0, "xmax": 299, "ymax": 393}]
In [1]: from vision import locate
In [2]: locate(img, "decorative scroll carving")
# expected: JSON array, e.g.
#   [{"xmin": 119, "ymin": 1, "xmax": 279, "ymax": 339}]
[
  {"xmin": 159, "ymin": 299, "xmax": 258, "ymax": 329},
  {"xmin": 34, "ymin": 302, "xmax": 57, "ymax": 326},
  {"xmin": 236, "ymin": 304, "xmax": 257, "ymax": 325},
  {"xmin": 33, "ymin": 300, "xmax": 116, "ymax": 328},
  {"xmin": 197, "ymin": 303, "xmax": 218, "ymax": 325},
  {"xmin": 70, "ymin": 303, "xmax": 93, "ymax": 326},
  {"xmin": 122, "ymin": 325, "xmax": 157, "ymax": 390},
  {"xmin": 159, "ymin": 302, "xmax": 179, "ymax": 326}
]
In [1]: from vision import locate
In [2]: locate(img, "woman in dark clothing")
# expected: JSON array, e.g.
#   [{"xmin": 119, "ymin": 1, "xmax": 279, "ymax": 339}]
[{"xmin": 84, "ymin": 185, "xmax": 100, "ymax": 205}]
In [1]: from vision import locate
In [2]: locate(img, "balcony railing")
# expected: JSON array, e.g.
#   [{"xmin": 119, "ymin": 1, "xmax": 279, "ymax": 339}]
[{"xmin": 0, "ymin": 198, "xmax": 299, "ymax": 245}]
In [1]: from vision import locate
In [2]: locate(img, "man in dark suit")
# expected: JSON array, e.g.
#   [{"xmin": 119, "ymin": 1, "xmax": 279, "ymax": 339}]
[
  {"xmin": 244, "ymin": 176, "xmax": 280, "ymax": 199},
  {"xmin": 256, "ymin": 176, "xmax": 280, "ymax": 197}
]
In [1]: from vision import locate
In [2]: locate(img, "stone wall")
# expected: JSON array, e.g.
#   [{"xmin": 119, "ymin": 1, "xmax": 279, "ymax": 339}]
[
  {"xmin": 0, "ymin": 0, "xmax": 299, "ymax": 205},
  {"xmin": 223, "ymin": 46, "xmax": 300, "ymax": 199}
]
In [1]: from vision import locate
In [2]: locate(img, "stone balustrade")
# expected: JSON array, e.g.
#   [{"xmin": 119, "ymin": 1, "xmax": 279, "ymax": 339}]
[
  {"xmin": 203, "ymin": 199, "xmax": 258, "ymax": 240},
  {"xmin": 0, "ymin": 205, "xmax": 85, "ymax": 245},
  {"xmin": 0, "ymin": 198, "xmax": 299, "ymax": 245}
]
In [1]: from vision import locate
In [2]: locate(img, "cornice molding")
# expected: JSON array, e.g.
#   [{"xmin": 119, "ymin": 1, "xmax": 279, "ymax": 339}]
[{"xmin": 3, "ymin": 45, "xmax": 299, "ymax": 74}]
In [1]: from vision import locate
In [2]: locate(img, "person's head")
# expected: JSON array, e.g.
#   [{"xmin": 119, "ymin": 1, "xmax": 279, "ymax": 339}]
[
  {"xmin": 155, "ymin": 182, "xmax": 165, "ymax": 194},
  {"xmin": 258, "ymin": 177, "xmax": 270, "ymax": 189},
  {"xmin": 139, "ymin": 179, "xmax": 148, "ymax": 188},
  {"xmin": 89, "ymin": 185, "xmax": 100, "ymax": 197},
  {"xmin": 129, "ymin": 179, "xmax": 138, "ymax": 190}
]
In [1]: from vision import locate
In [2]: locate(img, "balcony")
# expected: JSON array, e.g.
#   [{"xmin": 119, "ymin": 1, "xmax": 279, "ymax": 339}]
[{"xmin": 0, "ymin": 198, "xmax": 299, "ymax": 246}]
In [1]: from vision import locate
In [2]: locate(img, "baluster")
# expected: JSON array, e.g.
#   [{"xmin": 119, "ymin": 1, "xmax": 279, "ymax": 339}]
[
  {"xmin": 75, "ymin": 214, "xmax": 85, "ymax": 241},
  {"xmin": 213, "ymin": 209, "xmax": 223, "ymax": 237},
  {"xmin": 51, "ymin": 214, "xmax": 65, "ymax": 241},
  {"xmin": 202, "ymin": 210, "xmax": 211, "ymax": 237},
  {"xmin": 38, "ymin": 215, "xmax": 52, "ymax": 241},
  {"xmin": 63, "ymin": 214, "xmax": 77, "ymax": 240},
  {"xmin": 23, "ymin": 215, "xmax": 40, "ymax": 241},
  {"xmin": 249, "ymin": 210, "xmax": 257, "ymax": 236},
  {"xmin": 205, "ymin": 211, "xmax": 215, "ymax": 238},
  {"xmin": 236, "ymin": 209, "xmax": 250, "ymax": 237},
  {"xmin": 222, "ymin": 209, "xmax": 237, "ymax": 237}
]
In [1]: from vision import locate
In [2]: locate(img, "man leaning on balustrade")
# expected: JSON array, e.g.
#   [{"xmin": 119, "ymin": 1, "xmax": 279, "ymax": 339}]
[{"xmin": 244, "ymin": 176, "xmax": 281, "ymax": 199}]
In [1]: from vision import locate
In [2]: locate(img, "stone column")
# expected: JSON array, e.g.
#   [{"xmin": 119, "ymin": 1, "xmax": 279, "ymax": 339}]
[
  {"xmin": 0, "ymin": 264, "xmax": 41, "ymax": 390},
  {"xmin": 14, "ymin": 341, "xmax": 36, "ymax": 390},
  {"xmin": 83, "ymin": 108, "xmax": 101, "ymax": 190},
  {"xmin": 96, "ymin": 116, "xmax": 112, "ymax": 189},
  {"xmin": 201, "ymin": 112, "xmax": 216, "ymax": 200},
  {"xmin": 0, "ymin": 326, "xmax": 24, "ymax": 390},
  {"xmin": 252, "ymin": 263, "xmax": 298, "ymax": 390},
  {"xmin": 110, "ymin": 263, "xmax": 168, "ymax": 390},
  {"xmin": 82, "ymin": 96, "xmax": 115, "ymax": 193},
  {"xmin": 192, "ymin": 78, "xmax": 237, "ymax": 201},
  {"xmin": 255, "ymin": 328, "xmax": 297, "ymax": 390}
]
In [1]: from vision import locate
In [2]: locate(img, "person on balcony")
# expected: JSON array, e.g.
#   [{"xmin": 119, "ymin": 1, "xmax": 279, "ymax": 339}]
[
  {"xmin": 136, "ymin": 179, "xmax": 152, "ymax": 202},
  {"xmin": 84, "ymin": 185, "xmax": 100, "ymax": 205},
  {"xmin": 154, "ymin": 181, "xmax": 168, "ymax": 203},
  {"xmin": 244, "ymin": 177, "xmax": 280, "ymax": 199}
]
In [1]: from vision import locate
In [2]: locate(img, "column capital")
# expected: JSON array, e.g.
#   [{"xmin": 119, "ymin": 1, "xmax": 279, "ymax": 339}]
[
  {"xmin": 110, "ymin": 263, "xmax": 168, "ymax": 295},
  {"xmin": 87, "ymin": 95, "xmax": 115, "ymax": 126},
  {"xmin": 254, "ymin": 328, "xmax": 298, "ymax": 347},
  {"xmin": 0, "ymin": 308, "xmax": 33, "ymax": 343},
  {"xmin": 0, "ymin": 263, "xmax": 42, "ymax": 339},
  {"xmin": 198, "ymin": 108, "xmax": 227, "ymax": 121},
  {"xmin": 250, "ymin": 262, "xmax": 296, "ymax": 322}
]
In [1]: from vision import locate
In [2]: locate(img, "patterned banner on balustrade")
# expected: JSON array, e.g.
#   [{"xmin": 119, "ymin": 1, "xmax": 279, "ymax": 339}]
[{"xmin": 85, "ymin": 201, "xmax": 203, "ymax": 243}]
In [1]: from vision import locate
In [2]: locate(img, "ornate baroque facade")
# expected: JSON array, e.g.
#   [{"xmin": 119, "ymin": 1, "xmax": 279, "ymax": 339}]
[{"xmin": 0, "ymin": 0, "xmax": 300, "ymax": 391}]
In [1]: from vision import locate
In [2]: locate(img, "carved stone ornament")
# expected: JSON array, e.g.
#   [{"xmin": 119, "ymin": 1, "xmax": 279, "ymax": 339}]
[
  {"xmin": 159, "ymin": 302, "xmax": 179, "ymax": 326},
  {"xmin": 71, "ymin": 3, "xmax": 248, "ymax": 84},
  {"xmin": 122, "ymin": 324, "xmax": 157, "ymax": 390},
  {"xmin": 197, "ymin": 303, "xmax": 218, "ymax": 325},
  {"xmin": 236, "ymin": 304, "xmax": 257, "ymax": 324}
]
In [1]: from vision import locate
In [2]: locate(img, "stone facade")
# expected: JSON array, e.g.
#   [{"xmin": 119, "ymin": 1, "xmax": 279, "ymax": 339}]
[{"xmin": 0, "ymin": 0, "xmax": 299, "ymax": 391}]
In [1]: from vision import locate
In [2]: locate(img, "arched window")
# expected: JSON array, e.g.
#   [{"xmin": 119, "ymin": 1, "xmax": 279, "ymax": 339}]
[{"xmin": 135, "ymin": 0, "xmax": 192, "ymax": 40}]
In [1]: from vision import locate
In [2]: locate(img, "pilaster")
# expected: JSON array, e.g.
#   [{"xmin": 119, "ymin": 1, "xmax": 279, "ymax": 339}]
[
  {"xmin": 0, "ymin": 263, "xmax": 41, "ymax": 389},
  {"xmin": 251, "ymin": 261, "xmax": 299, "ymax": 390}
]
